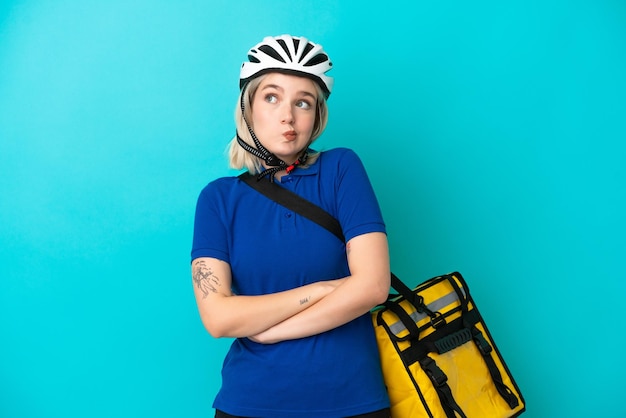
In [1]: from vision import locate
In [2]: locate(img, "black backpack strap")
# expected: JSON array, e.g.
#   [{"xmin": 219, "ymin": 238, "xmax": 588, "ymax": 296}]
[
  {"xmin": 419, "ymin": 356, "xmax": 468, "ymax": 418},
  {"xmin": 470, "ymin": 326, "xmax": 520, "ymax": 409},
  {"xmin": 238, "ymin": 172, "xmax": 345, "ymax": 242}
]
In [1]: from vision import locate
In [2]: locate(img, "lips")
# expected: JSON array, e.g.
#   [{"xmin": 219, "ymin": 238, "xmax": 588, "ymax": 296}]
[{"xmin": 283, "ymin": 130, "xmax": 297, "ymax": 141}]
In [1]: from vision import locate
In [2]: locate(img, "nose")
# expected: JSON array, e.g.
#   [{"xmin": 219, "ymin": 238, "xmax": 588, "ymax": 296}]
[{"xmin": 281, "ymin": 104, "xmax": 294, "ymax": 124}]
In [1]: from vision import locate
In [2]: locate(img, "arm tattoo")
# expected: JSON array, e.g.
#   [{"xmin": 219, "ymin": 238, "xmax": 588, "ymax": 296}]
[
  {"xmin": 300, "ymin": 296, "xmax": 310, "ymax": 305},
  {"xmin": 192, "ymin": 260, "xmax": 221, "ymax": 299}
]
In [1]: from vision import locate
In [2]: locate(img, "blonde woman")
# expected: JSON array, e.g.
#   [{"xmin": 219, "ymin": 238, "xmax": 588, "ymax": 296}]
[{"xmin": 191, "ymin": 35, "xmax": 391, "ymax": 418}]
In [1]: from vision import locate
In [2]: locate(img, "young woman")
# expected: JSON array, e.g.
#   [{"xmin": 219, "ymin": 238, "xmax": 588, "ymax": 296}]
[{"xmin": 191, "ymin": 34, "xmax": 391, "ymax": 418}]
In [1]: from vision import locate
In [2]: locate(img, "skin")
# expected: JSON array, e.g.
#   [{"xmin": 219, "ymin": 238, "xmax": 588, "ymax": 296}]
[{"xmin": 191, "ymin": 72, "xmax": 391, "ymax": 343}]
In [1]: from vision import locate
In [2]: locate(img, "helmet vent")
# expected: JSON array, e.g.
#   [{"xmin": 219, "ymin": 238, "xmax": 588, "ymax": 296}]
[
  {"xmin": 276, "ymin": 39, "xmax": 293, "ymax": 61},
  {"xmin": 248, "ymin": 55, "xmax": 260, "ymax": 64},
  {"xmin": 299, "ymin": 43, "xmax": 315, "ymax": 63},
  {"xmin": 258, "ymin": 45, "xmax": 286, "ymax": 63},
  {"xmin": 305, "ymin": 53, "xmax": 329, "ymax": 67}
]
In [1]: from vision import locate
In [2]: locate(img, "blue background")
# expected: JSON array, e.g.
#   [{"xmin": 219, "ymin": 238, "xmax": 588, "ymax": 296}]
[{"xmin": 1, "ymin": 1, "xmax": 624, "ymax": 417}]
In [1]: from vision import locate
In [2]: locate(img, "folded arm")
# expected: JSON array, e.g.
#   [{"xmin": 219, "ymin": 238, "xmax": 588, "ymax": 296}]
[
  {"xmin": 191, "ymin": 257, "xmax": 345, "ymax": 338},
  {"xmin": 249, "ymin": 231, "xmax": 390, "ymax": 344}
]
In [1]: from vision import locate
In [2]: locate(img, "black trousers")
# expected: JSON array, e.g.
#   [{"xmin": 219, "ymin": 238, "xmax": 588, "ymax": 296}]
[{"xmin": 215, "ymin": 408, "xmax": 391, "ymax": 418}]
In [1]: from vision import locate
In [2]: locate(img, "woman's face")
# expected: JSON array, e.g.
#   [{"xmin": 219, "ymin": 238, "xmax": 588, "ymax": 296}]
[{"xmin": 251, "ymin": 73, "xmax": 318, "ymax": 165}]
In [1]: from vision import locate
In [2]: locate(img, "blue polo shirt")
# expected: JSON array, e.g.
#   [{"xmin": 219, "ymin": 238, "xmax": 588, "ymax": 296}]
[{"xmin": 191, "ymin": 148, "xmax": 390, "ymax": 417}]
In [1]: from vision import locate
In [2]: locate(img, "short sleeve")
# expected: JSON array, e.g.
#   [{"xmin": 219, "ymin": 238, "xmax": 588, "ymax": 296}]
[
  {"xmin": 330, "ymin": 149, "xmax": 386, "ymax": 242},
  {"xmin": 191, "ymin": 183, "xmax": 230, "ymax": 263}
]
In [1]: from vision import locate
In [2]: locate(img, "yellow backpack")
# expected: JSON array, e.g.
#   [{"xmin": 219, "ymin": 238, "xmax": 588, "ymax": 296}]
[{"xmin": 372, "ymin": 272, "xmax": 525, "ymax": 418}]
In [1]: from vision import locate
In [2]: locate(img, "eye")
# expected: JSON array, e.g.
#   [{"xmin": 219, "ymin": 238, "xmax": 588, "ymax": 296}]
[
  {"xmin": 296, "ymin": 100, "xmax": 312, "ymax": 110},
  {"xmin": 264, "ymin": 94, "xmax": 278, "ymax": 104}
]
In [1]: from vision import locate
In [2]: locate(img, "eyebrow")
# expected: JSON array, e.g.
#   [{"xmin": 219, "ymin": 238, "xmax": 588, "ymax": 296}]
[{"xmin": 261, "ymin": 84, "xmax": 317, "ymax": 100}]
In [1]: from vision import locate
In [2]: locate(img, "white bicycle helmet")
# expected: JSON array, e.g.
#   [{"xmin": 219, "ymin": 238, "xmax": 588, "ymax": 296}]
[{"xmin": 239, "ymin": 34, "xmax": 334, "ymax": 98}]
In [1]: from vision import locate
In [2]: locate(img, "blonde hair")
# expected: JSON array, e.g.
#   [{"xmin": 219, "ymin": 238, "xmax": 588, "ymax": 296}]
[{"xmin": 227, "ymin": 73, "xmax": 329, "ymax": 174}]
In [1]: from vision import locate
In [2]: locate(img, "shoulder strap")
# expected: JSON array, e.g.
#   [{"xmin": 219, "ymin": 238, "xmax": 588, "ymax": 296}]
[
  {"xmin": 238, "ymin": 172, "xmax": 345, "ymax": 242},
  {"xmin": 238, "ymin": 172, "xmax": 412, "ymax": 298}
]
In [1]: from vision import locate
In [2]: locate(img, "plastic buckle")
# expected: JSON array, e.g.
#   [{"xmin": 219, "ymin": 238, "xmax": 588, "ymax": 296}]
[
  {"xmin": 473, "ymin": 332, "xmax": 493, "ymax": 355},
  {"xmin": 421, "ymin": 357, "xmax": 448, "ymax": 387},
  {"xmin": 412, "ymin": 294, "xmax": 425, "ymax": 313},
  {"xmin": 430, "ymin": 311, "xmax": 447, "ymax": 329}
]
